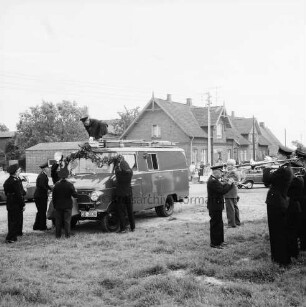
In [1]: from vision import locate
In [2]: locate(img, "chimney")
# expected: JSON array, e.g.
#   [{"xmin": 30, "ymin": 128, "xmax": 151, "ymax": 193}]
[
  {"xmin": 231, "ymin": 111, "xmax": 235, "ymax": 118},
  {"xmin": 260, "ymin": 122, "xmax": 265, "ymax": 128},
  {"xmin": 186, "ymin": 98, "xmax": 192, "ymax": 106},
  {"xmin": 166, "ymin": 94, "xmax": 172, "ymax": 102}
]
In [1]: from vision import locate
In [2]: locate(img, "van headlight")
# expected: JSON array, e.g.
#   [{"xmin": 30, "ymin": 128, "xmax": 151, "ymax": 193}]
[{"xmin": 90, "ymin": 191, "xmax": 103, "ymax": 202}]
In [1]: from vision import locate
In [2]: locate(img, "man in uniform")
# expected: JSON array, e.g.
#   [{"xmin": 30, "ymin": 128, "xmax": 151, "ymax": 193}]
[
  {"xmin": 33, "ymin": 162, "xmax": 52, "ymax": 231},
  {"xmin": 115, "ymin": 157, "xmax": 134, "ymax": 233},
  {"xmin": 80, "ymin": 115, "xmax": 108, "ymax": 141},
  {"xmin": 3, "ymin": 163, "xmax": 26, "ymax": 243},
  {"xmin": 295, "ymin": 147, "xmax": 306, "ymax": 251},
  {"xmin": 52, "ymin": 167, "xmax": 78, "ymax": 238},
  {"xmin": 207, "ymin": 165, "xmax": 234, "ymax": 248},
  {"xmin": 263, "ymin": 145, "xmax": 294, "ymax": 266},
  {"xmin": 223, "ymin": 159, "xmax": 241, "ymax": 228}
]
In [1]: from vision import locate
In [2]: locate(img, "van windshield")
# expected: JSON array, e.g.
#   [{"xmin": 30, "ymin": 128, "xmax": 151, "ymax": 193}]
[{"xmin": 69, "ymin": 152, "xmax": 137, "ymax": 175}]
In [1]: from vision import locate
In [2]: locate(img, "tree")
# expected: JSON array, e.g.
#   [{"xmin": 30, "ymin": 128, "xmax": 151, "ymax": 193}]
[
  {"xmin": 16, "ymin": 100, "xmax": 89, "ymax": 151},
  {"xmin": 114, "ymin": 106, "xmax": 140, "ymax": 136},
  {"xmin": 0, "ymin": 123, "xmax": 9, "ymax": 132},
  {"xmin": 291, "ymin": 140, "xmax": 305, "ymax": 149}
]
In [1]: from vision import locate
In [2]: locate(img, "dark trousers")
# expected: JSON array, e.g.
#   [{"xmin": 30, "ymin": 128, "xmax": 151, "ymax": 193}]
[
  {"xmin": 33, "ymin": 197, "xmax": 48, "ymax": 230},
  {"xmin": 6, "ymin": 209, "xmax": 23, "ymax": 241},
  {"xmin": 267, "ymin": 206, "xmax": 291, "ymax": 265},
  {"xmin": 116, "ymin": 195, "xmax": 135, "ymax": 231},
  {"xmin": 209, "ymin": 210, "xmax": 224, "ymax": 246},
  {"xmin": 225, "ymin": 198, "xmax": 240, "ymax": 227},
  {"xmin": 55, "ymin": 208, "xmax": 72, "ymax": 238},
  {"xmin": 299, "ymin": 215, "xmax": 306, "ymax": 251},
  {"xmin": 287, "ymin": 210, "xmax": 299, "ymax": 258}
]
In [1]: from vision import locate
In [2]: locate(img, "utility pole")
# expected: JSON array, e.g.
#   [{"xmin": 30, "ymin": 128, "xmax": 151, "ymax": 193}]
[
  {"xmin": 284, "ymin": 129, "xmax": 287, "ymax": 146},
  {"xmin": 206, "ymin": 92, "xmax": 212, "ymax": 166},
  {"xmin": 252, "ymin": 115, "xmax": 256, "ymax": 160}
]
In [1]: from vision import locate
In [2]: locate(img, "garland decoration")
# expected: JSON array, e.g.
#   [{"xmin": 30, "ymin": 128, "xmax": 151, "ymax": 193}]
[{"xmin": 63, "ymin": 142, "xmax": 123, "ymax": 168}]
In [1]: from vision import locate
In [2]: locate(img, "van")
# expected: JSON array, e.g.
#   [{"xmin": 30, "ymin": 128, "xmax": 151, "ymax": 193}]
[{"xmin": 48, "ymin": 140, "xmax": 189, "ymax": 232}]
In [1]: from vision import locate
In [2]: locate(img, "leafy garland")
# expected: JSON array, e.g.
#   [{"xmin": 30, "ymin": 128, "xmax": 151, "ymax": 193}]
[{"xmin": 63, "ymin": 142, "xmax": 122, "ymax": 168}]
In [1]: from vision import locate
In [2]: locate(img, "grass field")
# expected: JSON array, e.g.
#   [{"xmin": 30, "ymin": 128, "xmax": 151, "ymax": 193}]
[{"xmin": 0, "ymin": 184, "xmax": 306, "ymax": 306}]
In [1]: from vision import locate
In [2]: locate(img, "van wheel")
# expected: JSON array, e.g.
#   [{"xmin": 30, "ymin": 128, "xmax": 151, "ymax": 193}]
[
  {"xmin": 100, "ymin": 213, "xmax": 120, "ymax": 232},
  {"xmin": 71, "ymin": 216, "xmax": 79, "ymax": 229},
  {"xmin": 155, "ymin": 195, "xmax": 174, "ymax": 217}
]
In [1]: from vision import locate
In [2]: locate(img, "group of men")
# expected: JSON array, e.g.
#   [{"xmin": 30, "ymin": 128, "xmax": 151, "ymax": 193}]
[
  {"xmin": 206, "ymin": 145, "xmax": 306, "ymax": 267},
  {"xmin": 206, "ymin": 159, "xmax": 241, "ymax": 249},
  {"xmin": 4, "ymin": 161, "xmax": 78, "ymax": 243},
  {"xmin": 263, "ymin": 146, "xmax": 306, "ymax": 266}
]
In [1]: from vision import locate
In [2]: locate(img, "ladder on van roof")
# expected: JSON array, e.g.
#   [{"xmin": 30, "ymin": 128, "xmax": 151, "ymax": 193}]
[{"xmin": 92, "ymin": 139, "xmax": 178, "ymax": 148}]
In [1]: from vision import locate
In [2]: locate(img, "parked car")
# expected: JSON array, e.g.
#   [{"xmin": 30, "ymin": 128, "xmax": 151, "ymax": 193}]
[
  {"xmin": 47, "ymin": 140, "xmax": 190, "ymax": 232},
  {"xmin": 0, "ymin": 172, "xmax": 52, "ymax": 203},
  {"xmin": 237, "ymin": 168, "xmax": 267, "ymax": 189}
]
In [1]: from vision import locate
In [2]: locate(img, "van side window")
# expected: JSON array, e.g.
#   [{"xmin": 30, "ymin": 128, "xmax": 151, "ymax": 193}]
[{"xmin": 147, "ymin": 153, "xmax": 159, "ymax": 170}]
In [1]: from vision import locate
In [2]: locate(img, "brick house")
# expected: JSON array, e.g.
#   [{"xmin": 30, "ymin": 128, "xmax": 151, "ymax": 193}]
[{"xmin": 121, "ymin": 94, "xmax": 282, "ymax": 166}]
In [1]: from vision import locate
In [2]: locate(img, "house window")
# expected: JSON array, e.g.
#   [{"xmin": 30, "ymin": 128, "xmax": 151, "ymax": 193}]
[
  {"xmin": 152, "ymin": 125, "xmax": 161, "ymax": 138},
  {"xmin": 201, "ymin": 149, "xmax": 207, "ymax": 164},
  {"xmin": 240, "ymin": 150, "xmax": 247, "ymax": 162},
  {"xmin": 216, "ymin": 123, "xmax": 222, "ymax": 139},
  {"xmin": 146, "ymin": 153, "xmax": 159, "ymax": 170},
  {"xmin": 192, "ymin": 149, "xmax": 198, "ymax": 166},
  {"xmin": 227, "ymin": 149, "xmax": 231, "ymax": 160}
]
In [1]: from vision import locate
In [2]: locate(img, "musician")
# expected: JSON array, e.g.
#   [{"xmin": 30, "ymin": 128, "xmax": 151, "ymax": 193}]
[
  {"xmin": 80, "ymin": 115, "xmax": 108, "ymax": 141},
  {"xmin": 223, "ymin": 159, "xmax": 241, "ymax": 228},
  {"xmin": 287, "ymin": 160, "xmax": 304, "ymax": 258},
  {"xmin": 33, "ymin": 162, "xmax": 52, "ymax": 231},
  {"xmin": 207, "ymin": 165, "xmax": 234, "ymax": 249},
  {"xmin": 263, "ymin": 145, "xmax": 294, "ymax": 266},
  {"xmin": 295, "ymin": 147, "xmax": 306, "ymax": 251}
]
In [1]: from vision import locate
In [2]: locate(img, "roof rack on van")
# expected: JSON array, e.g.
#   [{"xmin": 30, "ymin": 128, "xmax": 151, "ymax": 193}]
[{"xmin": 94, "ymin": 139, "xmax": 178, "ymax": 148}]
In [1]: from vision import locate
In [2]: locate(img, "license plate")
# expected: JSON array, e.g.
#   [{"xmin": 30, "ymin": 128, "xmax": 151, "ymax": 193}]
[{"xmin": 81, "ymin": 211, "xmax": 97, "ymax": 218}]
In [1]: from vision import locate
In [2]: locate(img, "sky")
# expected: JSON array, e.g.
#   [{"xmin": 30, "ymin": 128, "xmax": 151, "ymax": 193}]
[{"xmin": 0, "ymin": 0, "xmax": 305, "ymax": 147}]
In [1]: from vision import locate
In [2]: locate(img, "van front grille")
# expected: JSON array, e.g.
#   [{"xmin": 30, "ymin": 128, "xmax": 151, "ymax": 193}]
[{"xmin": 77, "ymin": 194, "xmax": 91, "ymax": 203}]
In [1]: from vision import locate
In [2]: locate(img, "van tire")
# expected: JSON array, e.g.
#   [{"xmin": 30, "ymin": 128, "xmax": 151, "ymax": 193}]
[
  {"xmin": 100, "ymin": 213, "xmax": 120, "ymax": 232},
  {"xmin": 155, "ymin": 195, "xmax": 174, "ymax": 217}
]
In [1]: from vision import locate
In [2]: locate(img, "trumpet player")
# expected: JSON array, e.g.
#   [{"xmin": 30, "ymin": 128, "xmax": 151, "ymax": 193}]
[
  {"xmin": 263, "ymin": 146, "xmax": 294, "ymax": 266},
  {"xmin": 295, "ymin": 148, "xmax": 306, "ymax": 251},
  {"xmin": 223, "ymin": 159, "xmax": 241, "ymax": 228}
]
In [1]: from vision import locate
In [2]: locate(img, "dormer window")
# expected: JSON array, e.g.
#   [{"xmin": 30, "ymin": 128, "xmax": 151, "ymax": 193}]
[
  {"xmin": 152, "ymin": 125, "xmax": 161, "ymax": 138},
  {"xmin": 216, "ymin": 123, "xmax": 223, "ymax": 139}
]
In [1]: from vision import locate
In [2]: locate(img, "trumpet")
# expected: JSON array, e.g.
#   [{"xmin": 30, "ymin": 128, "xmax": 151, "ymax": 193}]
[{"xmin": 48, "ymin": 152, "xmax": 64, "ymax": 167}]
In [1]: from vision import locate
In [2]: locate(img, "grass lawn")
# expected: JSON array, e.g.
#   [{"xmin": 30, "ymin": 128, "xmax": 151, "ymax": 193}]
[{"xmin": 1, "ymin": 210, "xmax": 306, "ymax": 307}]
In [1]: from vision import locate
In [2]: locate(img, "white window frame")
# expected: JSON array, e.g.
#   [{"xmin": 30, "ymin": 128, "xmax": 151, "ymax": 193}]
[
  {"xmin": 152, "ymin": 125, "xmax": 161, "ymax": 138},
  {"xmin": 216, "ymin": 123, "xmax": 222, "ymax": 139}
]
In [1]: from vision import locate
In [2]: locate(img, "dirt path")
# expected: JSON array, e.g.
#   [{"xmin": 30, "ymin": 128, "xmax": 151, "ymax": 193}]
[{"xmin": 0, "ymin": 182, "xmax": 268, "ymax": 234}]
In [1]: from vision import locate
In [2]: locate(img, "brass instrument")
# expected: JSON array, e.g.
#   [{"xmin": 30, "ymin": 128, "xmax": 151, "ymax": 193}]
[{"xmin": 48, "ymin": 152, "xmax": 64, "ymax": 167}]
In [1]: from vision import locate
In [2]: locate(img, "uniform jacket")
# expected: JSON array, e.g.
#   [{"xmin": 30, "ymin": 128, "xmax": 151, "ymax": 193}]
[
  {"xmin": 51, "ymin": 163, "xmax": 60, "ymax": 184},
  {"xmin": 34, "ymin": 171, "xmax": 52, "ymax": 199},
  {"xmin": 263, "ymin": 165, "xmax": 293, "ymax": 212},
  {"xmin": 287, "ymin": 176, "xmax": 304, "ymax": 213},
  {"xmin": 223, "ymin": 169, "xmax": 240, "ymax": 198},
  {"xmin": 3, "ymin": 175, "xmax": 26, "ymax": 211},
  {"xmin": 115, "ymin": 166, "xmax": 133, "ymax": 197},
  {"xmin": 52, "ymin": 179, "xmax": 78, "ymax": 210},
  {"xmin": 84, "ymin": 118, "xmax": 108, "ymax": 140},
  {"xmin": 207, "ymin": 175, "xmax": 233, "ymax": 211}
]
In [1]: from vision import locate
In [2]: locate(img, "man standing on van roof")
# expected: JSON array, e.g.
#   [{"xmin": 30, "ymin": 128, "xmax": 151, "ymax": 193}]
[
  {"xmin": 207, "ymin": 165, "xmax": 234, "ymax": 249},
  {"xmin": 115, "ymin": 157, "xmax": 135, "ymax": 233},
  {"xmin": 80, "ymin": 115, "xmax": 108, "ymax": 141}
]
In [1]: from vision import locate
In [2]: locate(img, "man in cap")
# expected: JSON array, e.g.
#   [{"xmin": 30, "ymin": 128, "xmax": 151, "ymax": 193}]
[
  {"xmin": 3, "ymin": 163, "xmax": 26, "ymax": 243},
  {"xmin": 207, "ymin": 165, "xmax": 234, "ymax": 248},
  {"xmin": 263, "ymin": 145, "xmax": 294, "ymax": 266},
  {"xmin": 52, "ymin": 167, "xmax": 77, "ymax": 238},
  {"xmin": 295, "ymin": 147, "xmax": 306, "ymax": 251},
  {"xmin": 80, "ymin": 115, "xmax": 108, "ymax": 141},
  {"xmin": 223, "ymin": 159, "xmax": 241, "ymax": 228},
  {"xmin": 33, "ymin": 162, "xmax": 52, "ymax": 231}
]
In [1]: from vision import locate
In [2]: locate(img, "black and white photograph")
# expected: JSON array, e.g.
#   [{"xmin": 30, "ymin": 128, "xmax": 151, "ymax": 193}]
[{"xmin": 0, "ymin": 0, "xmax": 305, "ymax": 306}]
